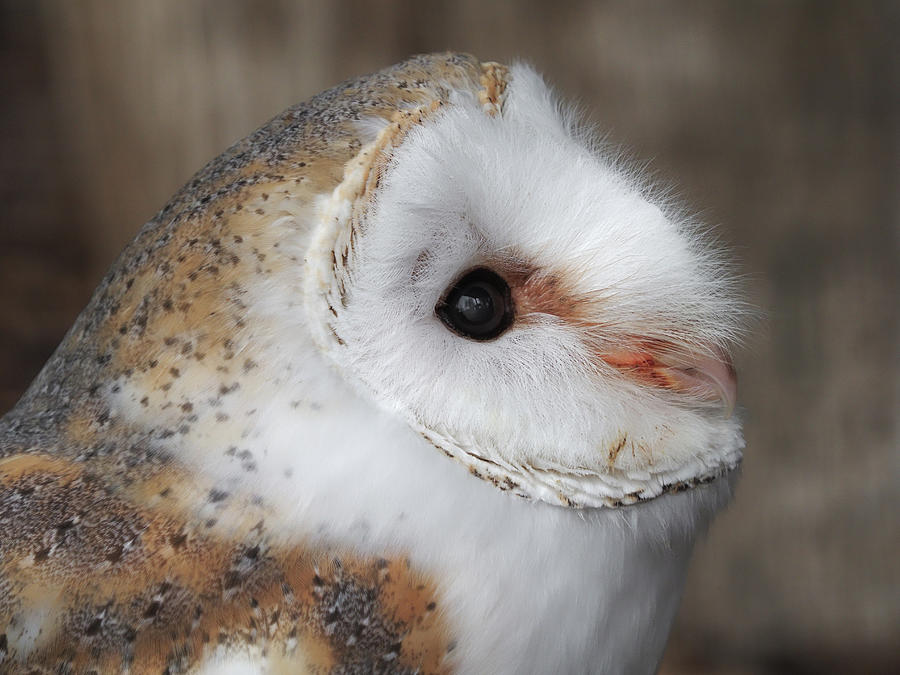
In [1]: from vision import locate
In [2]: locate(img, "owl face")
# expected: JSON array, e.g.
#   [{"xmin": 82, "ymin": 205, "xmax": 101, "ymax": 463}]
[{"xmin": 306, "ymin": 65, "xmax": 743, "ymax": 507}]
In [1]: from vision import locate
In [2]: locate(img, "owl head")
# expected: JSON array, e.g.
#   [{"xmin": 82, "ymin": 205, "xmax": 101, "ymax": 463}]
[{"xmin": 299, "ymin": 59, "xmax": 744, "ymax": 508}]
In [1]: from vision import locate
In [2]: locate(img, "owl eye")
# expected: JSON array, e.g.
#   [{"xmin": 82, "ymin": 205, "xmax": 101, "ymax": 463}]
[{"xmin": 436, "ymin": 268, "xmax": 514, "ymax": 340}]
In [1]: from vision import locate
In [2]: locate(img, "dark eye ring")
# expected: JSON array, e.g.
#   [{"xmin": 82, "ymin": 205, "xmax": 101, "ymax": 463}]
[{"xmin": 435, "ymin": 268, "xmax": 514, "ymax": 340}]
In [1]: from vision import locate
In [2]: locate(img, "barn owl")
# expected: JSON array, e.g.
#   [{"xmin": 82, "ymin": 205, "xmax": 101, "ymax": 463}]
[{"xmin": 0, "ymin": 53, "xmax": 743, "ymax": 674}]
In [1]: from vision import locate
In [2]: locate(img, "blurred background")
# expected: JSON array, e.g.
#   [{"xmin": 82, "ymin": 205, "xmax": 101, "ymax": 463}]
[{"xmin": 0, "ymin": 1, "xmax": 897, "ymax": 672}]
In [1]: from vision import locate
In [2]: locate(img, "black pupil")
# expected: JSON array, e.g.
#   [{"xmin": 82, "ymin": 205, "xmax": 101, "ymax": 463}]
[
  {"xmin": 436, "ymin": 268, "xmax": 513, "ymax": 340},
  {"xmin": 454, "ymin": 283, "xmax": 495, "ymax": 325}
]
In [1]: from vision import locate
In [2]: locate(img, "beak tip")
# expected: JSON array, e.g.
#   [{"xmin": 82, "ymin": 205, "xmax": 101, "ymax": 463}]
[{"xmin": 599, "ymin": 342, "xmax": 738, "ymax": 416}]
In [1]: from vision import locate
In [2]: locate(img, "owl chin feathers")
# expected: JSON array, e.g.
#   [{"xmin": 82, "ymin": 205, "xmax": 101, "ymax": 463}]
[{"xmin": 300, "ymin": 62, "xmax": 745, "ymax": 509}]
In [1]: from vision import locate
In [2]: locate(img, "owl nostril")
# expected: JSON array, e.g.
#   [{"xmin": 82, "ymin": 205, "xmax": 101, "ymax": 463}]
[{"xmin": 436, "ymin": 268, "xmax": 514, "ymax": 340}]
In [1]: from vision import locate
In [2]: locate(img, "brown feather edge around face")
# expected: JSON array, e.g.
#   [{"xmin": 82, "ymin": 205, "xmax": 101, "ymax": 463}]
[{"xmin": 0, "ymin": 53, "xmax": 507, "ymax": 675}]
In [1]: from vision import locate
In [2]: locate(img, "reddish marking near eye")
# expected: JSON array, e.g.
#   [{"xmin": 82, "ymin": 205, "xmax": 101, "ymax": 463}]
[{"xmin": 497, "ymin": 262, "xmax": 594, "ymax": 326}]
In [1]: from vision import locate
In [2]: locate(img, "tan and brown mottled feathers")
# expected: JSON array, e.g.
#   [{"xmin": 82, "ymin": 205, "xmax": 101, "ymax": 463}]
[{"xmin": 0, "ymin": 452, "xmax": 452, "ymax": 673}]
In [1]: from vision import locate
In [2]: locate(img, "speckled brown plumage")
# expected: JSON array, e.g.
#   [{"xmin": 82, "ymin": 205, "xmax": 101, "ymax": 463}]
[
  {"xmin": 0, "ymin": 52, "xmax": 497, "ymax": 674},
  {"xmin": 0, "ymin": 454, "xmax": 450, "ymax": 673}
]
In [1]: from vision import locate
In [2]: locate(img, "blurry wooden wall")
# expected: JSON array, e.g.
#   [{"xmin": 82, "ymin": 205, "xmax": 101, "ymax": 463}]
[{"xmin": 1, "ymin": 1, "xmax": 897, "ymax": 672}]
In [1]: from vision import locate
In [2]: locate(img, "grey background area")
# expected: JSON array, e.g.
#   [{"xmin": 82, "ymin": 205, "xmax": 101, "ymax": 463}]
[{"xmin": 1, "ymin": 1, "xmax": 897, "ymax": 672}]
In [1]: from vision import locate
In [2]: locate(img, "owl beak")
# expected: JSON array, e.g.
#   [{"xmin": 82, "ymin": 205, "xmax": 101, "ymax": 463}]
[
  {"xmin": 602, "ymin": 344, "xmax": 737, "ymax": 417},
  {"xmin": 662, "ymin": 349, "xmax": 737, "ymax": 417}
]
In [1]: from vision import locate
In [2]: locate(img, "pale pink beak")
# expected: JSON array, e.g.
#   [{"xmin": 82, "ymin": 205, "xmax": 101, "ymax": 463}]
[{"xmin": 601, "ymin": 343, "xmax": 737, "ymax": 416}]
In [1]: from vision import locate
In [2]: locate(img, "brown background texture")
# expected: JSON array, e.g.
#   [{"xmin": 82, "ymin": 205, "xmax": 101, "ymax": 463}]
[{"xmin": 1, "ymin": 1, "xmax": 897, "ymax": 673}]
